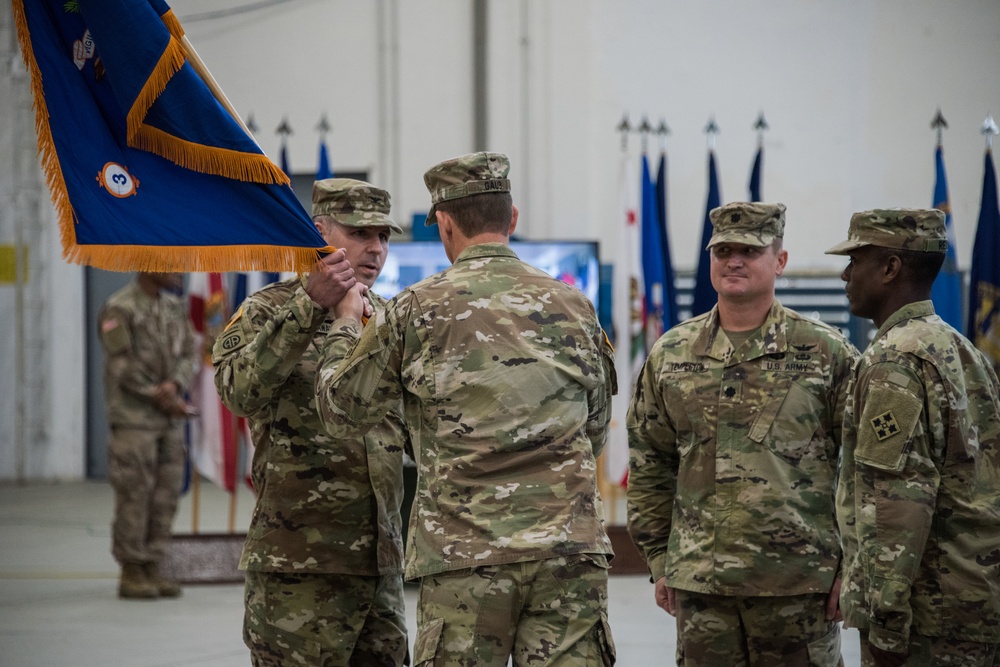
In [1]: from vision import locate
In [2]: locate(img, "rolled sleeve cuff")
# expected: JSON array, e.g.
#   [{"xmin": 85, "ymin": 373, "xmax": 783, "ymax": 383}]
[{"xmin": 290, "ymin": 282, "xmax": 329, "ymax": 330}]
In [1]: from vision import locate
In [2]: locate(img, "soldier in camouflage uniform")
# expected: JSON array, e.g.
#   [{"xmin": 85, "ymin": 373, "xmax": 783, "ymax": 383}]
[
  {"xmin": 827, "ymin": 209, "xmax": 1000, "ymax": 667},
  {"xmin": 98, "ymin": 272, "xmax": 198, "ymax": 599},
  {"xmin": 627, "ymin": 202, "xmax": 858, "ymax": 666},
  {"xmin": 213, "ymin": 179, "xmax": 408, "ymax": 666},
  {"xmin": 314, "ymin": 152, "xmax": 618, "ymax": 667}
]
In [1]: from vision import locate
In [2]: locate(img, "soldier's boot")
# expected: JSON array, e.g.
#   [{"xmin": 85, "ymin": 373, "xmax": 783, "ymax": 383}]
[
  {"xmin": 143, "ymin": 562, "xmax": 182, "ymax": 598},
  {"xmin": 118, "ymin": 562, "xmax": 158, "ymax": 599}
]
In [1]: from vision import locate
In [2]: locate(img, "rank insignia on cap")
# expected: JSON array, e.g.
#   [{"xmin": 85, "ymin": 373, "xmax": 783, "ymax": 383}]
[{"xmin": 870, "ymin": 411, "xmax": 900, "ymax": 441}]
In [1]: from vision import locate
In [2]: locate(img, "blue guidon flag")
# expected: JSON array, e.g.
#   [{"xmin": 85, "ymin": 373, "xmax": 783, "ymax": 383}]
[{"xmin": 13, "ymin": 0, "xmax": 332, "ymax": 272}]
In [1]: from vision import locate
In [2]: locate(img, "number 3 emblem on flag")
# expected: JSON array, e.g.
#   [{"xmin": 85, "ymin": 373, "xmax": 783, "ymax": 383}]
[{"xmin": 97, "ymin": 162, "xmax": 139, "ymax": 198}]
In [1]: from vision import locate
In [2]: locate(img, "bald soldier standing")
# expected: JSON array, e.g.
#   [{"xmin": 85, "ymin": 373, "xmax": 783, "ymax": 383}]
[
  {"xmin": 627, "ymin": 202, "xmax": 858, "ymax": 666},
  {"xmin": 828, "ymin": 208, "xmax": 1000, "ymax": 667},
  {"xmin": 213, "ymin": 179, "xmax": 408, "ymax": 666},
  {"xmin": 314, "ymin": 152, "xmax": 618, "ymax": 666}
]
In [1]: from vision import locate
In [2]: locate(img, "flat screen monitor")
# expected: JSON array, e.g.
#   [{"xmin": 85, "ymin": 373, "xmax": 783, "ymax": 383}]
[{"xmin": 372, "ymin": 240, "xmax": 601, "ymax": 311}]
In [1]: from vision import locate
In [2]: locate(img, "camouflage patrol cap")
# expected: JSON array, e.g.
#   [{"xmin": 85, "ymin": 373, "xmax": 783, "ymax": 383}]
[
  {"xmin": 707, "ymin": 202, "xmax": 786, "ymax": 248},
  {"xmin": 825, "ymin": 208, "xmax": 947, "ymax": 255},
  {"xmin": 423, "ymin": 152, "xmax": 511, "ymax": 226},
  {"xmin": 312, "ymin": 178, "xmax": 402, "ymax": 234}
]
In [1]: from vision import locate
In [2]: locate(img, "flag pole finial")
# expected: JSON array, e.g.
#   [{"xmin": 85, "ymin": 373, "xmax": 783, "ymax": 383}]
[
  {"xmin": 638, "ymin": 116, "xmax": 653, "ymax": 153},
  {"xmin": 245, "ymin": 112, "xmax": 258, "ymax": 136},
  {"xmin": 754, "ymin": 112, "xmax": 768, "ymax": 148},
  {"xmin": 704, "ymin": 116, "xmax": 719, "ymax": 151},
  {"xmin": 276, "ymin": 116, "xmax": 293, "ymax": 151},
  {"xmin": 656, "ymin": 119, "xmax": 670, "ymax": 152},
  {"xmin": 316, "ymin": 113, "xmax": 331, "ymax": 135},
  {"xmin": 617, "ymin": 114, "xmax": 631, "ymax": 152},
  {"xmin": 982, "ymin": 114, "xmax": 999, "ymax": 150},
  {"xmin": 931, "ymin": 109, "xmax": 948, "ymax": 146}
]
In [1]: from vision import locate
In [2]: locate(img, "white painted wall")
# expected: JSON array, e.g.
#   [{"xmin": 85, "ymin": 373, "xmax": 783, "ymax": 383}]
[{"xmin": 2, "ymin": 0, "xmax": 999, "ymax": 480}]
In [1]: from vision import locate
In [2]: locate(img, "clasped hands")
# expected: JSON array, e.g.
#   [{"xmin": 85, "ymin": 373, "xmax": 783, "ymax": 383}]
[{"xmin": 304, "ymin": 248, "xmax": 373, "ymax": 322}]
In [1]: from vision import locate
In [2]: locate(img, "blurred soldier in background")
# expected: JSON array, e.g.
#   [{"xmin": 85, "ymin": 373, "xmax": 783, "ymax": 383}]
[{"xmin": 98, "ymin": 271, "xmax": 198, "ymax": 599}]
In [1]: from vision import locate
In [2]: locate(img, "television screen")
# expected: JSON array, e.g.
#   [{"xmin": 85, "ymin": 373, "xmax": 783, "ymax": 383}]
[{"xmin": 372, "ymin": 240, "xmax": 601, "ymax": 311}]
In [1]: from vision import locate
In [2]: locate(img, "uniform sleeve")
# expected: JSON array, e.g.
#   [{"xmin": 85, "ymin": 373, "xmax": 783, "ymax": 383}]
[
  {"xmin": 626, "ymin": 350, "xmax": 679, "ymax": 581},
  {"xmin": 830, "ymin": 339, "xmax": 861, "ymax": 451},
  {"xmin": 314, "ymin": 299, "xmax": 407, "ymax": 439},
  {"xmin": 98, "ymin": 304, "xmax": 158, "ymax": 403},
  {"xmin": 212, "ymin": 286, "xmax": 327, "ymax": 418},
  {"xmin": 586, "ymin": 328, "xmax": 618, "ymax": 458},
  {"xmin": 169, "ymin": 302, "xmax": 199, "ymax": 392},
  {"xmin": 852, "ymin": 360, "xmax": 938, "ymax": 652}
]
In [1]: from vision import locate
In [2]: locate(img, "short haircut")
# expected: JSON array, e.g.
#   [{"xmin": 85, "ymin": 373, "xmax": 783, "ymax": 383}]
[
  {"xmin": 434, "ymin": 192, "xmax": 513, "ymax": 237},
  {"xmin": 875, "ymin": 246, "xmax": 945, "ymax": 287}
]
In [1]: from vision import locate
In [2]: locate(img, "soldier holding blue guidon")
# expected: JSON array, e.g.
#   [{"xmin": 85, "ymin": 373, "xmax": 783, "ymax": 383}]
[{"xmin": 213, "ymin": 179, "xmax": 408, "ymax": 666}]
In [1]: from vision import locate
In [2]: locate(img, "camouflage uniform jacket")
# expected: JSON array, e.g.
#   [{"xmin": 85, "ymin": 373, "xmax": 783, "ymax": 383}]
[
  {"xmin": 213, "ymin": 278, "xmax": 405, "ymax": 576},
  {"xmin": 315, "ymin": 243, "xmax": 617, "ymax": 581},
  {"xmin": 99, "ymin": 281, "xmax": 198, "ymax": 428},
  {"xmin": 627, "ymin": 300, "xmax": 857, "ymax": 596},
  {"xmin": 837, "ymin": 300, "xmax": 1000, "ymax": 651}
]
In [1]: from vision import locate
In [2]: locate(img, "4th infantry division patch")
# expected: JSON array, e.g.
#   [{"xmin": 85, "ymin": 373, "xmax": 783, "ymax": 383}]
[{"xmin": 870, "ymin": 411, "xmax": 900, "ymax": 441}]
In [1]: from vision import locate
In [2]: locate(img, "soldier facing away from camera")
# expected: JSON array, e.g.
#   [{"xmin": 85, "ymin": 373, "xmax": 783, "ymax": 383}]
[{"xmin": 314, "ymin": 152, "xmax": 618, "ymax": 666}]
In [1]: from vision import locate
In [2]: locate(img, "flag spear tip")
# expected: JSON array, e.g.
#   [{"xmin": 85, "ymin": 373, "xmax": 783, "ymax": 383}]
[
  {"xmin": 982, "ymin": 114, "xmax": 999, "ymax": 149},
  {"xmin": 931, "ymin": 109, "xmax": 948, "ymax": 130},
  {"xmin": 982, "ymin": 113, "xmax": 999, "ymax": 135},
  {"xmin": 275, "ymin": 117, "xmax": 293, "ymax": 136},
  {"xmin": 245, "ymin": 112, "xmax": 258, "ymax": 135},
  {"xmin": 704, "ymin": 117, "xmax": 719, "ymax": 135},
  {"xmin": 316, "ymin": 113, "xmax": 331, "ymax": 134},
  {"xmin": 656, "ymin": 119, "xmax": 670, "ymax": 136},
  {"xmin": 753, "ymin": 112, "xmax": 768, "ymax": 132},
  {"xmin": 638, "ymin": 117, "xmax": 653, "ymax": 134},
  {"xmin": 616, "ymin": 114, "xmax": 631, "ymax": 133}
]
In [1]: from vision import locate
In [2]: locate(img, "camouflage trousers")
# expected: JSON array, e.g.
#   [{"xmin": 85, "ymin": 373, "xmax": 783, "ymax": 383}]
[
  {"xmin": 412, "ymin": 553, "xmax": 616, "ymax": 667},
  {"xmin": 860, "ymin": 633, "xmax": 1000, "ymax": 666},
  {"xmin": 674, "ymin": 590, "xmax": 843, "ymax": 667},
  {"xmin": 107, "ymin": 425, "xmax": 185, "ymax": 565},
  {"xmin": 243, "ymin": 570, "xmax": 407, "ymax": 667}
]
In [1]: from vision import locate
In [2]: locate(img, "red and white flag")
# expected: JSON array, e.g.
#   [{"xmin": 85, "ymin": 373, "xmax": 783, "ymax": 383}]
[{"xmin": 187, "ymin": 272, "xmax": 237, "ymax": 493}]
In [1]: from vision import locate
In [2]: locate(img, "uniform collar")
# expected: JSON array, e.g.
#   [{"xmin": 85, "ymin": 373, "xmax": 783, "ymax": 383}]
[
  {"xmin": 874, "ymin": 300, "xmax": 935, "ymax": 341},
  {"xmin": 454, "ymin": 242, "xmax": 518, "ymax": 263},
  {"xmin": 693, "ymin": 300, "xmax": 788, "ymax": 363}
]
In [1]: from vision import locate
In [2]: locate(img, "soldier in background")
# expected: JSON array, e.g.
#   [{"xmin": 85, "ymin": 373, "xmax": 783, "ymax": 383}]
[
  {"xmin": 314, "ymin": 152, "xmax": 618, "ymax": 666},
  {"xmin": 627, "ymin": 202, "xmax": 858, "ymax": 666},
  {"xmin": 828, "ymin": 209, "xmax": 1000, "ymax": 667},
  {"xmin": 98, "ymin": 271, "xmax": 198, "ymax": 599},
  {"xmin": 213, "ymin": 179, "xmax": 408, "ymax": 666}
]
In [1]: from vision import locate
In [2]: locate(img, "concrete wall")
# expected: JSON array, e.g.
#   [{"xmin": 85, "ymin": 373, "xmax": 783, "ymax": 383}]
[{"xmin": 2, "ymin": 0, "xmax": 998, "ymax": 479}]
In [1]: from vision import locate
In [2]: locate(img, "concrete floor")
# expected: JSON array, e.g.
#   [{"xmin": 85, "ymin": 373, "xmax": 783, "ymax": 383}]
[{"xmin": 0, "ymin": 481, "xmax": 862, "ymax": 666}]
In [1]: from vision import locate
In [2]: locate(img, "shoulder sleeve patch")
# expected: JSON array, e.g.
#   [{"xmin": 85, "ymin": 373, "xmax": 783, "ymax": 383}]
[
  {"xmin": 213, "ymin": 308, "xmax": 251, "ymax": 359},
  {"xmin": 99, "ymin": 313, "xmax": 131, "ymax": 355},
  {"xmin": 855, "ymin": 384, "xmax": 923, "ymax": 472}
]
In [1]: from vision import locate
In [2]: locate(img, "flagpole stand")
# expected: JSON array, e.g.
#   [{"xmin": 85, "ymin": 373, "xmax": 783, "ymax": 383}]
[{"xmin": 191, "ymin": 470, "xmax": 201, "ymax": 534}]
